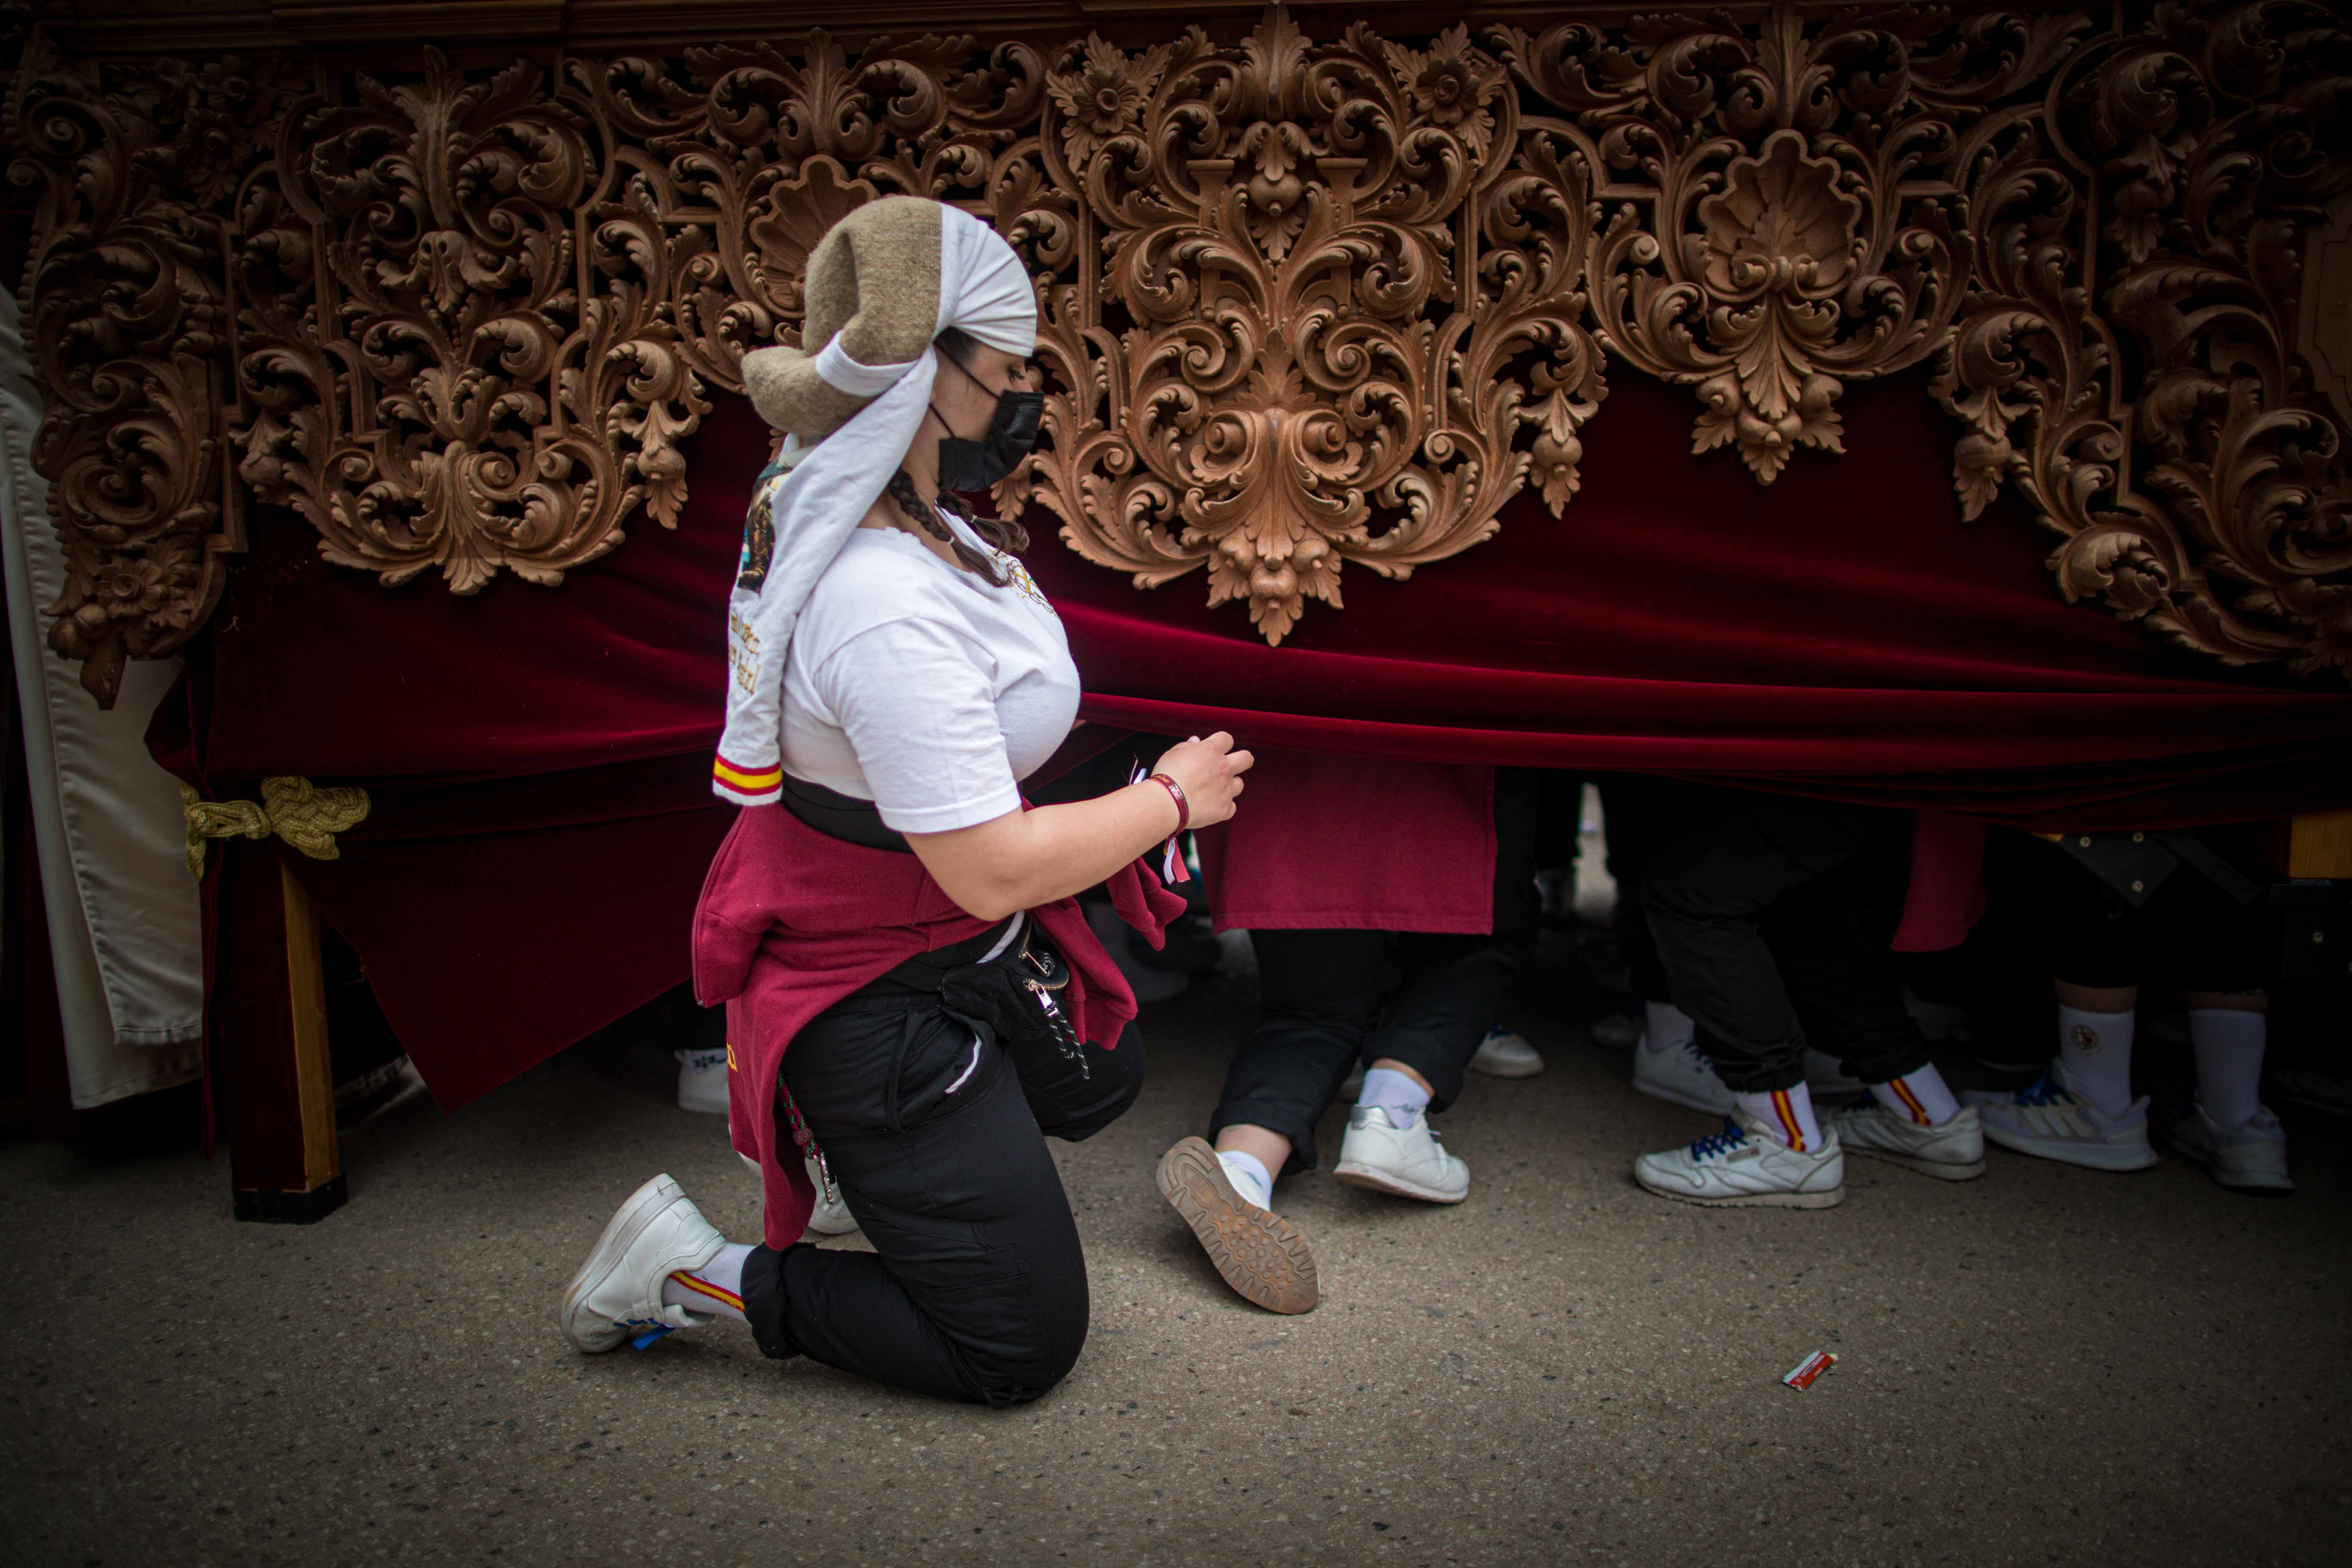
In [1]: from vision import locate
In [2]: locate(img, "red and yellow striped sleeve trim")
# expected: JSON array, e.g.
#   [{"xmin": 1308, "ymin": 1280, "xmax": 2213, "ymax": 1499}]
[{"xmin": 712, "ymin": 754, "xmax": 783, "ymax": 799}]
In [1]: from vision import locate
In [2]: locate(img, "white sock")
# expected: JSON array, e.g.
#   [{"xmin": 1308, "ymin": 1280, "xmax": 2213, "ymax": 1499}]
[
  {"xmin": 1868, "ymin": 1063, "xmax": 1961, "ymax": 1127},
  {"xmin": 660, "ymin": 1241, "xmax": 753, "ymax": 1323},
  {"xmin": 2188, "ymin": 1008, "xmax": 2266, "ymax": 1129},
  {"xmin": 1356, "ymin": 1066, "xmax": 1430, "ymax": 1127},
  {"xmin": 1216, "ymin": 1148, "xmax": 1274, "ymax": 1210},
  {"xmin": 1733, "ymin": 1083, "xmax": 1822, "ymax": 1153},
  {"xmin": 1645, "ymin": 1000, "xmax": 1696, "ymax": 1051},
  {"xmin": 2056, "ymin": 1005, "xmax": 2135, "ymax": 1115}
]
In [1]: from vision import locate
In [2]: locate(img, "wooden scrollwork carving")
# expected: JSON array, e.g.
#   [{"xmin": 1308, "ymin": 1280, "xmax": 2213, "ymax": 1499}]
[{"xmin": 6, "ymin": 1, "xmax": 2351, "ymax": 698}]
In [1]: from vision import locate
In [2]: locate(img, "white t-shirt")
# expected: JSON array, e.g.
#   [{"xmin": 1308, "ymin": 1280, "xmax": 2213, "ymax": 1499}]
[{"xmin": 779, "ymin": 508, "xmax": 1080, "ymax": 834}]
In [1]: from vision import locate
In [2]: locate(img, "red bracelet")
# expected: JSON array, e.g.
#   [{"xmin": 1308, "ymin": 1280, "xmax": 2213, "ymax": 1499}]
[{"xmin": 1147, "ymin": 772, "xmax": 1189, "ymax": 831}]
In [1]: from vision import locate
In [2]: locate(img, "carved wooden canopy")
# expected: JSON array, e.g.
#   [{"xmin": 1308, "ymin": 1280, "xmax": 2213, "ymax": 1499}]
[{"xmin": 7, "ymin": 0, "xmax": 2350, "ymax": 702}]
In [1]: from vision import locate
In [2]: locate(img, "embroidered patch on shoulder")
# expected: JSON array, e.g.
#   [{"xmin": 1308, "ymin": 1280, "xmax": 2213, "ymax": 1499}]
[{"xmin": 737, "ymin": 490, "xmax": 775, "ymax": 591}]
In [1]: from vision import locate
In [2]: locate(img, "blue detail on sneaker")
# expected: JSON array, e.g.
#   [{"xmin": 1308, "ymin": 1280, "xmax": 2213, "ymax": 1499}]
[
  {"xmin": 1689, "ymin": 1118, "xmax": 1747, "ymax": 1160},
  {"xmin": 2013, "ymin": 1070, "xmax": 2073, "ymax": 1108},
  {"xmin": 619, "ymin": 1318, "xmax": 677, "ymax": 1351}
]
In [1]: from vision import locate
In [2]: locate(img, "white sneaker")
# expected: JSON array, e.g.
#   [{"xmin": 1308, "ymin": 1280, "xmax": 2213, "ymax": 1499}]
[
  {"xmin": 675, "ymin": 1046, "xmax": 729, "ymax": 1114},
  {"xmin": 739, "ymin": 1151, "xmax": 861, "ymax": 1236},
  {"xmin": 1470, "ymin": 1026, "xmax": 1544, "ymax": 1078},
  {"xmin": 1632, "ymin": 1108, "xmax": 1845, "ymax": 1208},
  {"xmin": 1632, "ymin": 1032, "xmax": 1735, "ymax": 1115},
  {"xmin": 558, "ymin": 1174, "xmax": 727, "ymax": 1353},
  {"xmin": 1830, "ymin": 1102, "xmax": 1986, "ymax": 1181},
  {"xmin": 803, "ymin": 1156, "xmax": 860, "ymax": 1234},
  {"xmin": 1588, "ymin": 1008, "xmax": 1643, "ymax": 1050},
  {"xmin": 1803, "ymin": 1048, "xmax": 1866, "ymax": 1100},
  {"xmin": 2159, "ymin": 1103, "xmax": 2293, "ymax": 1193},
  {"xmin": 1963, "ymin": 1065, "xmax": 2159, "ymax": 1171},
  {"xmin": 1333, "ymin": 1106, "xmax": 1470, "ymax": 1203}
]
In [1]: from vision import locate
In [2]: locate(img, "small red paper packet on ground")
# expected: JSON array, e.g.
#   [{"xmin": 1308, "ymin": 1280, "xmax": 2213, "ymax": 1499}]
[{"xmin": 1781, "ymin": 1351, "xmax": 1837, "ymax": 1391}]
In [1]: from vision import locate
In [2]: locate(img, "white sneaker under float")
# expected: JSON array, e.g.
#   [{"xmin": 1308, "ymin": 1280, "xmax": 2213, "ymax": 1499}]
[
  {"xmin": 1470, "ymin": 1026, "xmax": 1545, "ymax": 1078},
  {"xmin": 1156, "ymin": 1137, "xmax": 1320, "ymax": 1314},
  {"xmin": 558, "ymin": 1174, "xmax": 728, "ymax": 1353},
  {"xmin": 675, "ymin": 1046, "xmax": 729, "ymax": 1114},
  {"xmin": 2159, "ymin": 1102, "xmax": 2294, "ymax": 1193},
  {"xmin": 1829, "ymin": 1102, "xmax": 1987, "ymax": 1181},
  {"xmin": 1586, "ymin": 1008, "xmax": 1643, "ymax": 1050},
  {"xmin": 1963, "ymin": 1064, "xmax": 2159, "ymax": 1172},
  {"xmin": 737, "ymin": 1151, "xmax": 861, "ymax": 1236},
  {"xmin": 1632, "ymin": 1108, "xmax": 1846, "ymax": 1208},
  {"xmin": 1803, "ymin": 1048, "xmax": 1867, "ymax": 1100},
  {"xmin": 1631, "ymin": 1031, "xmax": 1736, "ymax": 1116},
  {"xmin": 1332, "ymin": 1106, "xmax": 1471, "ymax": 1203}
]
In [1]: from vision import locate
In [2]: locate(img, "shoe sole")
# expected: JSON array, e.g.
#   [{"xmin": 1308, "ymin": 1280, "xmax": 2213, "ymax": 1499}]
[
  {"xmin": 558, "ymin": 1173, "xmax": 683, "ymax": 1353},
  {"xmin": 1156, "ymin": 1138, "xmax": 1319, "ymax": 1314},
  {"xmin": 2158, "ymin": 1129, "xmax": 2294, "ymax": 1193},
  {"xmin": 1631, "ymin": 1170, "xmax": 1846, "ymax": 1209},
  {"xmin": 1631, "ymin": 1075, "xmax": 1734, "ymax": 1118},
  {"xmin": 1469, "ymin": 1059, "xmax": 1545, "ymax": 1079},
  {"xmin": 1980, "ymin": 1126, "xmax": 2161, "ymax": 1171},
  {"xmin": 1842, "ymin": 1143, "xmax": 1986, "ymax": 1181},
  {"xmin": 1469, "ymin": 1049, "xmax": 1545, "ymax": 1079},
  {"xmin": 1331, "ymin": 1161, "xmax": 1469, "ymax": 1204}
]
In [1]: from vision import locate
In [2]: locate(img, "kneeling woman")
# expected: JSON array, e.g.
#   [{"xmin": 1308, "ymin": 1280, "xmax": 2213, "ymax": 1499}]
[{"xmin": 557, "ymin": 197, "xmax": 1248, "ymax": 1405}]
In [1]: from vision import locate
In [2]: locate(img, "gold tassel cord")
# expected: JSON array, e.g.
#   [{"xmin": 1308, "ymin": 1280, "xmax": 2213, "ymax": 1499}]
[{"xmin": 183, "ymin": 777, "xmax": 373, "ymax": 879}]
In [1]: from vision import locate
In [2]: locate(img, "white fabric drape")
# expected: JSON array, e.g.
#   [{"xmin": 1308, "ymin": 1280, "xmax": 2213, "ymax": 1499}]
[
  {"xmin": 712, "ymin": 204, "xmax": 1036, "ymax": 805},
  {"xmin": 0, "ymin": 288, "xmax": 204, "ymax": 1108}
]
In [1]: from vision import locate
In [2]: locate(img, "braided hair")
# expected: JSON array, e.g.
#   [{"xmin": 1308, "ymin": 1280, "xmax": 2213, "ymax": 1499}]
[{"xmin": 883, "ymin": 330, "xmax": 1034, "ymax": 585}]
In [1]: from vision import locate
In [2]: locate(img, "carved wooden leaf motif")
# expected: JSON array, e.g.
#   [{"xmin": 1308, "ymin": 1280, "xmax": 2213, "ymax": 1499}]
[{"xmin": 7, "ymin": 0, "xmax": 2352, "ymax": 699}]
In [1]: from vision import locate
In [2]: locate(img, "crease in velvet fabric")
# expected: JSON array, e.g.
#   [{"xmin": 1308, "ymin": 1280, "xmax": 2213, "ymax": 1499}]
[{"xmin": 164, "ymin": 372, "xmax": 2352, "ymax": 1113}]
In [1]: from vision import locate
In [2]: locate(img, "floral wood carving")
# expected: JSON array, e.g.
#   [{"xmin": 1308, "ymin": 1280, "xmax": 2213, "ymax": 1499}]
[{"xmin": 7, "ymin": 2, "xmax": 2352, "ymax": 700}]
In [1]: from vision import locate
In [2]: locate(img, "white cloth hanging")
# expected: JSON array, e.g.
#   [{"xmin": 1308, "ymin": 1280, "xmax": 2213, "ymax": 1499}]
[
  {"xmin": 0, "ymin": 288, "xmax": 205, "ymax": 1107},
  {"xmin": 712, "ymin": 203, "xmax": 1035, "ymax": 805}
]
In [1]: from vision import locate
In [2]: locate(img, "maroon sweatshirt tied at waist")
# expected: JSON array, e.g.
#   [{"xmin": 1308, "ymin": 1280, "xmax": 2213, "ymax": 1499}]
[{"xmin": 692, "ymin": 802, "xmax": 1187, "ymax": 1249}]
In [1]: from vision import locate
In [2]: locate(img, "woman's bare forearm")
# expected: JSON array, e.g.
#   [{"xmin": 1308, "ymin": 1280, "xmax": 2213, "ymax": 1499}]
[{"xmin": 905, "ymin": 783, "xmax": 1180, "ymax": 922}]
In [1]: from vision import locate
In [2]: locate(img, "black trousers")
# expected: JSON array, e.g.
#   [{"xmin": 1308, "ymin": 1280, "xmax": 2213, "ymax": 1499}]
[
  {"xmin": 738, "ymin": 970, "xmax": 1142, "ymax": 1408},
  {"xmin": 1597, "ymin": 775, "xmax": 1693, "ymax": 1004},
  {"xmin": 2007, "ymin": 830, "xmax": 2271, "ymax": 993},
  {"xmin": 1207, "ymin": 769, "xmax": 1541, "ymax": 1174},
  {"xmin": 1640, "ymin": 792, "xmax": 1930, "ymax": 1093}
]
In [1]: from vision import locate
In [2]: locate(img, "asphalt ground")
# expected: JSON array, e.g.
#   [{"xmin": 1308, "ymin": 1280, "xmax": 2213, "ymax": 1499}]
[{"xmin": 4, "ymin": 927, "xmax": 2349, "ymax": 1568}]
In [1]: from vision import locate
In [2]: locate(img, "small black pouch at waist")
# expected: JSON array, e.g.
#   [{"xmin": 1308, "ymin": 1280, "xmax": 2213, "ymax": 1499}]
[{"xmin": 778, "ymin": 774, "xmax": 910, "ymax": 853}]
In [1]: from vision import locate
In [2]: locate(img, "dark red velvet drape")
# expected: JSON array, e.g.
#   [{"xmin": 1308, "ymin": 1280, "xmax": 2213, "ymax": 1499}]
[{"xmin": 170, "ymin": 370, "xmax": 2352, "ymax": 1108}]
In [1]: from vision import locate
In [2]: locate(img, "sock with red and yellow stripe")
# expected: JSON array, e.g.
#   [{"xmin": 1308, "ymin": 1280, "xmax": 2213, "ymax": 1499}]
[
  {"xmin": 660, "ymin": 1241, "xmax": 754, "ymax": 1324},
  {"xmin": 1866, "ymin": 1063, "xmax": 1961, "ymax": 1127},
  {"xmin": 1733, "ymin": 1083, "xmax": 1822, "ymax": 1153}
]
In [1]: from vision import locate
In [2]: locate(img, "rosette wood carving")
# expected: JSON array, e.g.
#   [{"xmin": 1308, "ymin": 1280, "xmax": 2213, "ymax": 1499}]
[{"xmin": 7, "ymin": 1, "xmax": 2351, "ymax": 700}]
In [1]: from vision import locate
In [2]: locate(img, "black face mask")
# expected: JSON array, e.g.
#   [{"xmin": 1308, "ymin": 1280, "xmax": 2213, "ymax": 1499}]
[{"xmin": 931, "ymin": 355, "xmax": 1043, "ymax": 492}]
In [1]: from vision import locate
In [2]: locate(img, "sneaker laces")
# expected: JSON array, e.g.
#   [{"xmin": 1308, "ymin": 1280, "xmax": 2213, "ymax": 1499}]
[
  {"xmin": 1688, "ymin": 1118, "xmax": 1746, "ymax": 1160},
  {"xmin": 1681, "ymin": 1038, "xmax": 1713, "ymax": 1070}
]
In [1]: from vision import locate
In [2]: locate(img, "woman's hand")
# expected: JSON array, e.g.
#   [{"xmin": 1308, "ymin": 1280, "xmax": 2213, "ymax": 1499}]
[{"xmin": 1151, "ymin": 732, "xmax": 1253, "ymax": 829}]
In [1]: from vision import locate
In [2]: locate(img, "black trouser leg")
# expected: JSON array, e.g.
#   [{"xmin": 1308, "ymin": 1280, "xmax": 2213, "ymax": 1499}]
[
  {"xmin": 739, "ymin": 995, "xmax": 1141, "ymax": 1408},
  {"xmin": 1363, "ymin": 933, "xmax": 1522, "ymax": 1109},
  {"xmin": 1209, "ymin": 929, "xmax": 1385, "ymax": 1174},
  {"xmin": 1759, "ymin": 859, "xmax": 1931, "ymax": 1085},
  {"xmin": 1599, "ymin": 777, "xmax": 1687, "ymax": 1003},
  {"xmin": 1640, "ymin": 795, "xmax": 1898, "ymax": 1093}
]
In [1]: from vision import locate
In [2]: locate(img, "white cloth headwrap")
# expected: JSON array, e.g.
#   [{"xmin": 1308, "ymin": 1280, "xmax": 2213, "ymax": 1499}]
[{"xmin": 713, "ymin": 205, "xmax": 1036, "ymax": 805}]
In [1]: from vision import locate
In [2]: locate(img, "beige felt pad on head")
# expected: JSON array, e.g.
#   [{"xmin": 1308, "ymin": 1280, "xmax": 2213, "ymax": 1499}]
[{"xmin": 741, "ymin": 195, "xmax": 945, "ymax": 442}]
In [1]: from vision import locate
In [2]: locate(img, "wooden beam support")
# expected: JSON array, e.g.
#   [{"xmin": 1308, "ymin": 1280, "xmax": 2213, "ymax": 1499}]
[
  {"xmin": 217, "ymin": 842, "xmax": 346, "ymax": 1223},
  {"xmin": 2272, "ymin": 807, "xmax": 2352, "ymax": 880}
]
